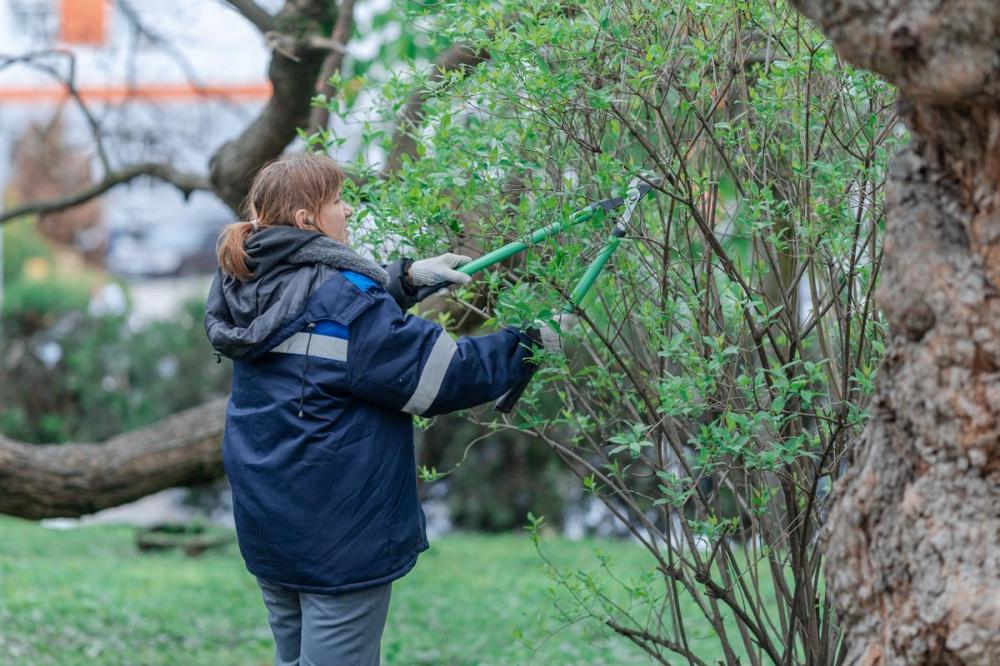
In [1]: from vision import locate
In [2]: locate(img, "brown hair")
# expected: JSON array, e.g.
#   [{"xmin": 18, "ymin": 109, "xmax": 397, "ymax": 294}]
[{"xmin": 216, "ymin": 153, "xmax": 346, "ymax": 281}]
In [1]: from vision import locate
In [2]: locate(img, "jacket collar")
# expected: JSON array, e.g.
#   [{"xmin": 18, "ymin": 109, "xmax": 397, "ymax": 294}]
[{"xmin": 246, "ymin": 226, "xmax": 389, "ymax": 287}]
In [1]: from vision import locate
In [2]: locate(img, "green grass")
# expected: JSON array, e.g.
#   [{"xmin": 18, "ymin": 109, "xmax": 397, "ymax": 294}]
[{"xmin": 0, "ymin": 517, "xmax": 666, "ymax": 665}]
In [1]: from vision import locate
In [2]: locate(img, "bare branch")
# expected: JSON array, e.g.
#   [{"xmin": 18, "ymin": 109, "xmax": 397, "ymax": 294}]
[
  {"xmin": 223, "ymin": 0, "xmax": 276, "ymax": 33},
  {"xmin": 384, "ymin": 43, "xmax": 490, "ymax": 175},
  {"xmin": 1, "ymin": 49, "xmax": 111, "ymax": 173},
  {"xmin": 6, "ymin": 2, "xmax": 336, "ymax": 218},
  {"xmin": 308, "ymin": 0, "xmax": 358, "ymax": 132},
  {"xmin": 119, "ymin": 0, "xmax": 238, "ymax": 107},
  {"xmin": 265, "ymin": 31, "xmax": 348, "ymax": 62},
  {"xmin": 0, "ymin": 49, "xmax": 69, "ymax": 71},
  {"xmin": 0, "ymin": 162, "xmax": 211, "ymax": 225}
]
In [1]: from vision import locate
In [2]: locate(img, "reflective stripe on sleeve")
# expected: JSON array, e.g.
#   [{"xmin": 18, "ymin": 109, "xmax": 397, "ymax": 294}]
[
  {"xmin": 401, "ymin": 331, "xmax": 458, "ymax": 415},
  {"xmin": 271, "ymin": 332, "xmax": 348, "ymax": 362}
]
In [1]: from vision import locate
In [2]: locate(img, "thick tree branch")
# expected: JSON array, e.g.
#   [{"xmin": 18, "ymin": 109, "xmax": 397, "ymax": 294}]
[
  {"xmin": 0, "ymin": 398, "xmax": 227, "ymax": 520},
  {"xmin": 2, "ymin": 50, "xmax": 111, "ymax": 172},
  {"xmin": 208, "ymin": 1, "xmax": 336, "ymax": 211},
  {"xmin": 0, "ymin": 162, "xmax": 211, "ymax": 225},
  {"xmin": 224, "ymin": 0, "xmax": 276, "ymax": 33}
]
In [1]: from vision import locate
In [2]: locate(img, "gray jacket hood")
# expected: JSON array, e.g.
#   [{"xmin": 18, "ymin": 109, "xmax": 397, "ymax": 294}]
[{"xmin": 205, "ymin": 226, "xmax": 390, "ymax": 360}]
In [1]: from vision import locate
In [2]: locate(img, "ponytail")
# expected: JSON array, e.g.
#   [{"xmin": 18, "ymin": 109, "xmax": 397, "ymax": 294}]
[{"xmin": 217, "ymin": 221, "xmax": 256, "ymax": 282}]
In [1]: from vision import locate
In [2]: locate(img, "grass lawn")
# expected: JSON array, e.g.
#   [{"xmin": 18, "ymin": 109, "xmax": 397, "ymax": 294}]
[{"xmin": 0, "ymin": 516, "xmax": 677, "ymax": 665}]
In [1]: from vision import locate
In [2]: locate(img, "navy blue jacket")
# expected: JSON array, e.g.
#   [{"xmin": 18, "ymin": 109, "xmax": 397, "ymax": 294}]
[{"xmin": 205, "ymin": 227, "xmax": 537, "ymax": 593}]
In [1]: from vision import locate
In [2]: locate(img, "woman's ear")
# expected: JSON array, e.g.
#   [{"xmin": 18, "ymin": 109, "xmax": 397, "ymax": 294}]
[{"xmin": 293, "ymin": 208, "xmax": 311, "ymax": 229}]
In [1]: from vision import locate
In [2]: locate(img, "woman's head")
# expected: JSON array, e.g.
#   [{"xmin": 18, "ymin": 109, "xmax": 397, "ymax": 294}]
[{"xmin": 217, "ymin": 153, "xmax": 354, "ymax": 281}]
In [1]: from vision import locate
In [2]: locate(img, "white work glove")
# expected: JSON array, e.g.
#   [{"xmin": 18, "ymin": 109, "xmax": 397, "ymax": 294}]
[
  {"xmin": 407, "ymin": 253, "xmax": 473, "ymax": 287},
  {"xmin": 538, "ymin": 313, "xmax": 579, "ymax": 352}
]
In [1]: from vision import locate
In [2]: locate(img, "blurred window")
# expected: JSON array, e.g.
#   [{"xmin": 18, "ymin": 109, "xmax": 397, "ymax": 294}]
[
  {"xmin": 8, "ymin": 0, "xmax": 57, "ymax": 43},
  {"xmin": 59, "ymin": 0, "xmax": 107, "ymax": 45}
]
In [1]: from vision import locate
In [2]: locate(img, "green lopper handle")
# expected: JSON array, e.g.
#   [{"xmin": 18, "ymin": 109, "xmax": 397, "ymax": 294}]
[
  {"xmin": 411, "ymin": 198, "xmax": 614, "ymax": 301},
  {"xmin": 456, "ymin": 205, "xmax": 606, "ymax": 277},
  {"xmin": 495, "ymin": 175, "xmax": 658, "ymax": 413},
  {"xmin": 456, "ymin": 181, "xmax": 655, "ymax": 278}
]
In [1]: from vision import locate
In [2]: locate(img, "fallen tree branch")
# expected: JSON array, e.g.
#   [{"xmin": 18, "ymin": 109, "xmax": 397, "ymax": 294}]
[
  {"xmin": 0, "ymin": 398, "xmax": 228, "ymax": 520},
  {"xmin": 0, "ymin": 162, "xmax": 211, "ymax": 225}
]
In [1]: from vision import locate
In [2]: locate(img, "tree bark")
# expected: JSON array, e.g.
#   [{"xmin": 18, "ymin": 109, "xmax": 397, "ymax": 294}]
[
  {"xmin": 790, "ymin": 2, "xmax": 1000, "ymax": 663},
  {"xmin": 0, "ymin": 399, "xmax": 226, "ymax": 520}
]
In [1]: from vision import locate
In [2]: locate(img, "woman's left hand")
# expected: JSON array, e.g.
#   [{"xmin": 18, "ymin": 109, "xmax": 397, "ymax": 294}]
[{"xmin": 538, "ymin": 313, "xmax": 579, "ymax": 352}]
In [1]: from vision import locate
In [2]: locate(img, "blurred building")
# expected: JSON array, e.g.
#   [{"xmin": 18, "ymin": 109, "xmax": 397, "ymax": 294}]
[{"xmin": 0, "ymin": 0, "xmax": 282, "ymax": 278}]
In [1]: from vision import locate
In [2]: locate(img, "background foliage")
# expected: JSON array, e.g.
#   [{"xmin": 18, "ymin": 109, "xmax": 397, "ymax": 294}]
[{"xmin": 0, "ymin": 218, "xmax": 230, "ymax": 443}]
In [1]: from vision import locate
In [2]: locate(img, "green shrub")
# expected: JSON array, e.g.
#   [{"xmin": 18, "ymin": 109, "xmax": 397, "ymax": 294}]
[{"xmin": 310, "ymin": 0, "xmax": 902, "ymax": 660}]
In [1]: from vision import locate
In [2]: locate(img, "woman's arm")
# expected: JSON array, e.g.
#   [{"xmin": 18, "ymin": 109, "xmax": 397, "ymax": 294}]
[{"xmin": 345, "ymin": 288, "xmax": 540, "ymax": 416}]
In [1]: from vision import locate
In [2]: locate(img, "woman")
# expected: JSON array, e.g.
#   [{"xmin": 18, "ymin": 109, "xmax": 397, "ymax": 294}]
[{"xmin": 205, "ymin": 153, "xmax": 554, "ymax": 665}]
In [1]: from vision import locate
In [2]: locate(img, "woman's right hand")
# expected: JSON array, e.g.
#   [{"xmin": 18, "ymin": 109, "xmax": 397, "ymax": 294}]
[{"xmin": 407, "ymin": 253, "xmax": 473, "ymax": 287}]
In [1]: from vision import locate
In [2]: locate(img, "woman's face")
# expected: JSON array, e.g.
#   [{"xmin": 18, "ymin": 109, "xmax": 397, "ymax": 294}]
[{"xmin": 295, "ymin": 194, "xmax": 354, "ymax": 244}]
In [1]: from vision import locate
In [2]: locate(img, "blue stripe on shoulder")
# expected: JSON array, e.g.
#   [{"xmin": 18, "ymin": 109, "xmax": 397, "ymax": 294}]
[
  {"xmin": 342, "ymin": 271, "xmax": 378, "ymax": 292},
  {"xmin": 312, "ymin": 320, "xmax": 349, "ymax": 338}
]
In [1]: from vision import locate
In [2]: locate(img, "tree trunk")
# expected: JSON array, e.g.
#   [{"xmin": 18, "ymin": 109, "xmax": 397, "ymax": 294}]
[
  {"xmin": 0, "ymin": 398, "xmax": 226, "ymax": 520},
  {"xmin": 790, "ymin": 1, "xmax": 1000, "ymax": 663}
]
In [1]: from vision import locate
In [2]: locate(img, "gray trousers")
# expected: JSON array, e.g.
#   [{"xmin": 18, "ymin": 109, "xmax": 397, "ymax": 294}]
[{"xmin": 257, "ymin": 578, "xmax": 392, "ymax": 666}]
